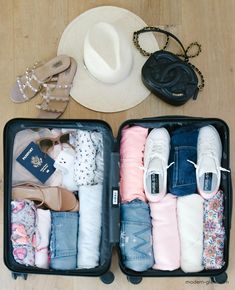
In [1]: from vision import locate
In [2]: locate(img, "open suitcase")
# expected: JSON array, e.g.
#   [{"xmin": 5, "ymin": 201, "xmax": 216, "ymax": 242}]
[{"xmin": 3, "ymin": 116, "xmax": 232, "ymax": 284}]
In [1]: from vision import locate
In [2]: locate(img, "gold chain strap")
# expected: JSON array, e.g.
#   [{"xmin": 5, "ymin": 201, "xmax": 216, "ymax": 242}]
[
  {"xmin": 176, "ymin": 42, "xmax": 205, "ymax": 91},
  {"xmin": 133, "ymin": 27, "xmax": 205, "ymax": 91},
  {"xmin": 133, "ymin": 27, "xmax": 170, "ymax": 56},
  {"xmin": 187, "ymin": 61, "xmax": 205, "ymax": 91}
]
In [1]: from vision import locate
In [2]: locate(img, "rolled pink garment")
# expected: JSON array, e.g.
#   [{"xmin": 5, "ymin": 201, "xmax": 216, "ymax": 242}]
[
  {"xmin": 35, "ymin": 209, "xmax": 51, "ymax": 269},
  {"xmin": 150, "ymin": 194, "xmax": 180, "ymax": 270},
  {"xmin": 120, "ymin": 126, "xmax": 148, "ymax": 202}
]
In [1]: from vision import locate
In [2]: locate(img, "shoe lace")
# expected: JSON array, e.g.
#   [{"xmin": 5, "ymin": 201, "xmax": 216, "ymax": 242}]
[
  {"xmin": 150, "ymin": 141, "xmax": 174, "ymax": 168},
  {"xmin": 139, "ymin": 142, "xmax": 174, "ymax": 172},
  {"xmin": 138, "ymin": 139, "xmax": 174, "ymax": 172},
  {"xmin": 187, "ymin": 159, "xmax": 230, "ymax": 172}
]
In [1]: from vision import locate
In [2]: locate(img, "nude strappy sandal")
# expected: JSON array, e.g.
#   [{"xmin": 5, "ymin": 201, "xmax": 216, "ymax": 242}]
[
  {"xmin": 36, "ymin": 57, "xmax": 77, "ymax": 119},
  {"xmin": 10, "ymin": 55, "xmax": 71, "ymax": 103},
  {"xmin": 12, "ymin": 183, "xmax": 79, "ymax": 212}
]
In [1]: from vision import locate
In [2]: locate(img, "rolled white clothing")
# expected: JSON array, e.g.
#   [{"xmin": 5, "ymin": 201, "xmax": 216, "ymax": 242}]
[
  {"xmin": 77, "ymin": 184, "xmax": 103, "ymax": 269},
  {"xmin": 54, "ymin": 147, "xmax": 79, "ymax": 191},
  {"xmin": 35, "ymin": 209, "xmax": 51, "ymax": 269},
  {"xmin": 177, "ymin": 194, "xmax": 204, "ymax": 273}
]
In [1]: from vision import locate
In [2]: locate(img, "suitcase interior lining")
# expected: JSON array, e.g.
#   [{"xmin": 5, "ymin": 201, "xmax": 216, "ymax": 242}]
[
  {"xmin": 4, "ymin": 119, "xmax": 114, "ymax": 275},
  {"xmin": 116, "ymin": 117, "xmax": 231, "ymax": 277}
]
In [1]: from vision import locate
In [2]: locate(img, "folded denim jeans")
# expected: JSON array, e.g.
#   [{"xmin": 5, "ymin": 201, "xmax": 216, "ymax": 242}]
[
  {"xmin": 120, "ymin": 199, "xmax": 154, "ymax": 272},
  {"xmin": 168, "ymin": 126, "xmax": 199, "ymax": 196},
  {"xmin": 50, "ymin": 212, "xmax": 79, "ymax": 270}
]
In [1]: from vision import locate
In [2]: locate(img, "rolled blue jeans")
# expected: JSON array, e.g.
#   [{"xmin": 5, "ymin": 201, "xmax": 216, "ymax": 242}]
[
  {"xmin": 50, "ymin": 212, "xmax": 79, "ymax": 270},
  {"xmin": 120, "ymin": 199, "xmax": 154, "ymax": 271},
  {"xmin": 168, "ymin": 126, "xmax": 199, "ymax": 196}
]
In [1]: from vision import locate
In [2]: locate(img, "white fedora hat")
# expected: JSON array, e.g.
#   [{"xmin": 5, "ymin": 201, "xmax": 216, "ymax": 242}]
[{"xmin": 58, "ymin": 6, "xmax": 159, "ymax": 112}]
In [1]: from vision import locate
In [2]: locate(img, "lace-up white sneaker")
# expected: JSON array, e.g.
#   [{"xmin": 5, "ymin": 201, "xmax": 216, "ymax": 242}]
[
  {"xmin": 194, "ymin": 125, "xmax": 229, "ymax": 199},
  {"xmin": 143, "ymin": 128, "xmax": 171, "ymax": 202}
]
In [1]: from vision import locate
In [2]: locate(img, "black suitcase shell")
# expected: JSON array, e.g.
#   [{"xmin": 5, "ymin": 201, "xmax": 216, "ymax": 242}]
[{"xmin": 3, "ymin": 116, "xmax": 232, "ymax": 284}]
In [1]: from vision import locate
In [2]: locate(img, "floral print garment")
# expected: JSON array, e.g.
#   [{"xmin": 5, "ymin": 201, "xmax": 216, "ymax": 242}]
[
  {"xmin": 73, "ymin": 130, "xmax": 96, "ymax": 186},
  {"xmin": 203, "ymin": 190, "xmax": 225, "ymax": 269},
  {"xmin": 73, "ymin": 130, "xmax": 104, "ymax": 186},
  {"xmin": 11, "ymin": 200, "xmax": 37, "ymax": 266}
]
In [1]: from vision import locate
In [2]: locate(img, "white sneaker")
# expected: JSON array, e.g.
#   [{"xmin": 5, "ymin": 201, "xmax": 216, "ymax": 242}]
[
  {"xmin": 192, "ymin": 125, "xmax": 229, "ymax": 199},
  {"xmin": 143, "ymin": 128, "xmax": 171, "ymax": 202}
]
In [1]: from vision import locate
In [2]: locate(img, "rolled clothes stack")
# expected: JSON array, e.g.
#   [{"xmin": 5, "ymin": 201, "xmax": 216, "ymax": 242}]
[
  {"xmin": 119, "ymin": 126, "xmax": 154, "ymax": 271},
  {"xmin": 74, "ymin": 129, "xmax": 104, "ymax": 269}
]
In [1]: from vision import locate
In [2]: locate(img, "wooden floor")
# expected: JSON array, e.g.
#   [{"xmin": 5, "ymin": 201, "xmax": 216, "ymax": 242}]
[{"xmin": 0, "ymin": 0, "xmax": 235, "ymax": 289}]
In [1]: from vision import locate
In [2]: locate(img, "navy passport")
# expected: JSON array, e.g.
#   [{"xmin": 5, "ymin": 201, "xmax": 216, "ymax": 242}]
[{"xmin": 16, "ymin": 142, "xmax": 56, "ymax": 183}]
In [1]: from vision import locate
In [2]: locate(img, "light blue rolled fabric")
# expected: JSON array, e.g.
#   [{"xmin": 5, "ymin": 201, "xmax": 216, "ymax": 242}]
[{"xmin": 77, "ymin": 184, "xmax": 103, "ymax": 269}]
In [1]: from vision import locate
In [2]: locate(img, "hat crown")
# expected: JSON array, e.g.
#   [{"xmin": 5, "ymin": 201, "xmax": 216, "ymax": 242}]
[{"xmin": 83, "ymin": 22, "xmax": 133, "ymax": 84}]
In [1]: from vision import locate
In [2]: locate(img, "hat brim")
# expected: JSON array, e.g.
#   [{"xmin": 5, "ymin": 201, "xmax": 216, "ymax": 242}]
[{"xmin": 58, "ymin": 6, "xmax": 159, "ymax": 112}]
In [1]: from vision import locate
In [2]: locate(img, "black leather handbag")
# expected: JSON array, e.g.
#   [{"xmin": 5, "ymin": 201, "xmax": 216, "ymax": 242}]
[{"xmin": 133, "ymin": 27, "xmax": 204, "ymax": 106}]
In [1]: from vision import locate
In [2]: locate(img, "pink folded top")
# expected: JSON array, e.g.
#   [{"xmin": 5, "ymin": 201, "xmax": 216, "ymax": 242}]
[
  {"xmin": 150, "ymin": 194, "xmax": 180, "ymax": 271},
  {"xmin": 120, "ymin": 126, "xmax": 148, "ymax": 203},
  {"xmin": 35, "ymin": 209, "xmax": 51, "ymax": 269}
]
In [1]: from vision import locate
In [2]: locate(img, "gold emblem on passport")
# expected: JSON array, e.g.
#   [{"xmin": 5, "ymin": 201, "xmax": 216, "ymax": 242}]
[{"xmin": 31, "ymin": 156, "xmax": 43, "ymax": 168}]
